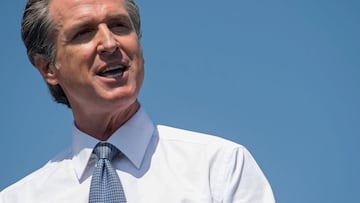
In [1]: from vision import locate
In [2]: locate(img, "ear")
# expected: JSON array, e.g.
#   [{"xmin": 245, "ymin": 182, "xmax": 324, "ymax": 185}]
[{"xmin": 33, "ymin": 54, "xmax": 59, "ymax": 85}]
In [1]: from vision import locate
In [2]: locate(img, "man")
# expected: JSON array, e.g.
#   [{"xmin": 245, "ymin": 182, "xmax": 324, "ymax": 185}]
[{"xmin": 0, "ymin": 0, "xmax": 275, "ymax": 202}]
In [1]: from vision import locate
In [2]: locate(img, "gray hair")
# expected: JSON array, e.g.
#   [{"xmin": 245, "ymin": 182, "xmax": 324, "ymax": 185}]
[{"xmin": 21, "ymin": 0, "xmax": 142, "ymax": 108}]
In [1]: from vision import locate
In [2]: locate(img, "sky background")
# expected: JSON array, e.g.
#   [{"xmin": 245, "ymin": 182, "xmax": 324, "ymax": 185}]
[{"xmin": 1, "ymin": 0, "xmax": 359, "ymax": 202}]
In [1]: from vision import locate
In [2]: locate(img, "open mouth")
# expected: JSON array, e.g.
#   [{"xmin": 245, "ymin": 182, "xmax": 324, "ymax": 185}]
[{"xmin": 97, "ymin": 65, "xmax": 128, "ymax": 78}]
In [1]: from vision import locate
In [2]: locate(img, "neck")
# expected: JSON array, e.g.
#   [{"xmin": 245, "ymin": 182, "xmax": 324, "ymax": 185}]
[{"xmin": 73, "ymin": 101, "xmax": 140, "ymax": 141}]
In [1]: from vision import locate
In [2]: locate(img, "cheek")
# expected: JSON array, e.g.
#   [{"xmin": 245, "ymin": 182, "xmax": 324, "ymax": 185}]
[
  {"xmin": 122, "ymin": 36, "xmax": 143, "ymax": 58},
  {"xmin": 125, "ymin": 40, "xmax": 144, "ymax": 78},
  {"xmin": 132, "ymin": 45, "xmax": 145, "ymax": 76},
  {"xmin": 57, "ymin": 45, "xmax": 95, "ymax": 73},
  {"xmin": 56, "ymin": 53, "xmax": 94, "ymax": 88},
  {"xmin": 134, "ymin": 52, "xmax": 145, "ymax": 83}
]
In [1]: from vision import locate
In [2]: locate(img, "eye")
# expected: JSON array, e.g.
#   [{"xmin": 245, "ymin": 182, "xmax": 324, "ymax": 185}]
[
  {"xmin": 72, "ymin": 28, "xmax": 95, "ymax": 42},
  {"xmin": 109, "ymin": 21, "xmax": 131, "ymax": 35}
]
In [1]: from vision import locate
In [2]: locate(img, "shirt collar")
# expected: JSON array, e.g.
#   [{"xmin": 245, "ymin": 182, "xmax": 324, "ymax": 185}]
[{"xmin": 71, "ymin": 107, "xmax": 154, "ymax": 181}]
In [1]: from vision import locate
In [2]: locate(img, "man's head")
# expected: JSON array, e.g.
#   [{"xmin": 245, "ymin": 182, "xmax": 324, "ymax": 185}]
[{"xmin": 21, "ymin": 0, "xmax": 142, "ymax": 108}]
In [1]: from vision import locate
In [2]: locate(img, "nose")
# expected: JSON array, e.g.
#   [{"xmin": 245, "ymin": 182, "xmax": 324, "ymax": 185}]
[{"xmin": 97, "ymin": 24, "xmax": 119, "ymax": 54}]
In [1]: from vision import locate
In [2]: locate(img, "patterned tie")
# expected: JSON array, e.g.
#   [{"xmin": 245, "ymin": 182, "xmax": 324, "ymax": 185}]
[{"xmin": 89, "ymin": 142, "xmax": 127, "ymax": 203}]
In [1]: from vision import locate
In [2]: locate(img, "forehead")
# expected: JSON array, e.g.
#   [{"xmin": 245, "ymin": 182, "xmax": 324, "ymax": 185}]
[{"xmin": 49, "ymin": 0, "xmax": 129, "ymax": 26}]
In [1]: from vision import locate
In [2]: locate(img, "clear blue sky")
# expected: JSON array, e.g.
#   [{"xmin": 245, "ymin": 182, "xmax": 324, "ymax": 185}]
[{"xmin": 1, "ymin": 0, "xmax": 359, "ymax": 202}]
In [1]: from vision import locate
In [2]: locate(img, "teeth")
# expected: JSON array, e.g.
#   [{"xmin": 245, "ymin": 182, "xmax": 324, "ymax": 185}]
[
  {"xmin": 99, "ymin": 65, "xmax": 126, "ymax": 78},
  {"xmin": 107, "ymin": 72, "xmax": 123, "ymax": 78},
  {"xmin": 103, "ymin": 65, "xmax": 124, "ymax": 72}
]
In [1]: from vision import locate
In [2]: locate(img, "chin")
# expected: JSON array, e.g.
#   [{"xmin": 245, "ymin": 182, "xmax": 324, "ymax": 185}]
[{"xmin": 105, "ymin": 90, "xmax": 139, "ymax": 107}]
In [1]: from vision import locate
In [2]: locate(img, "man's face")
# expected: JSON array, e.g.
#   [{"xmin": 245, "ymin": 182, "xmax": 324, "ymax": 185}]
[{"xmin": 47, "ymin": 0, "xmax": 144, "ymax": 112}]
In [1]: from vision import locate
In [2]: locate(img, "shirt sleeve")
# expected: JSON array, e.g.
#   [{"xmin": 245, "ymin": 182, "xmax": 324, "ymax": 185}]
[{"xmin": 221, "ymin": 147, "xmax": 275, "ymax": 203}]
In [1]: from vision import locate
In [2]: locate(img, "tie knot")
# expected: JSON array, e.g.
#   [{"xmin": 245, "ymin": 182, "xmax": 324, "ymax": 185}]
[{"xmin": 93, "ymin": 142, "xmax": 119, "ymax": 161}]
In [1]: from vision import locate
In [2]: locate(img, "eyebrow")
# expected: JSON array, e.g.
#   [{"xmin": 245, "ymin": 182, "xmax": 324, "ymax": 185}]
[{"xmin": 63, "ymin": 14, "xmax": 132, "ymax": 38}]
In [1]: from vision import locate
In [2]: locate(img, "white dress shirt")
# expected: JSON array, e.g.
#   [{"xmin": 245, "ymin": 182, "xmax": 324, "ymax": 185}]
[{"xmin": 0, "ymin": 108, "xmax": 275, "ymax": 203}]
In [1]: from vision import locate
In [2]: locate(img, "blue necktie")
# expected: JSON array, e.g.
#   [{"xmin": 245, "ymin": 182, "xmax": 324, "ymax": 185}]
[{"xmin": 89, "ymin": 142, "xmax": 127, "ymax": 203}]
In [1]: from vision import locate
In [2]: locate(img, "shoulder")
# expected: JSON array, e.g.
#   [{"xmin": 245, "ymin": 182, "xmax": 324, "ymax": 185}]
[
  {"xmin": 156, "ymin": 124, "xmax": 244, "ymax": 149},
  {"xmin": 0, "ymin": 147, "xmax": 72, "ymax": 199},
  {"xmin": 155, "ymin": 124, "xmax": 250, "ymax": 163},
  {"xmin": 154, "ymin": 125, "xmax": 271, "ymax": 201}
]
